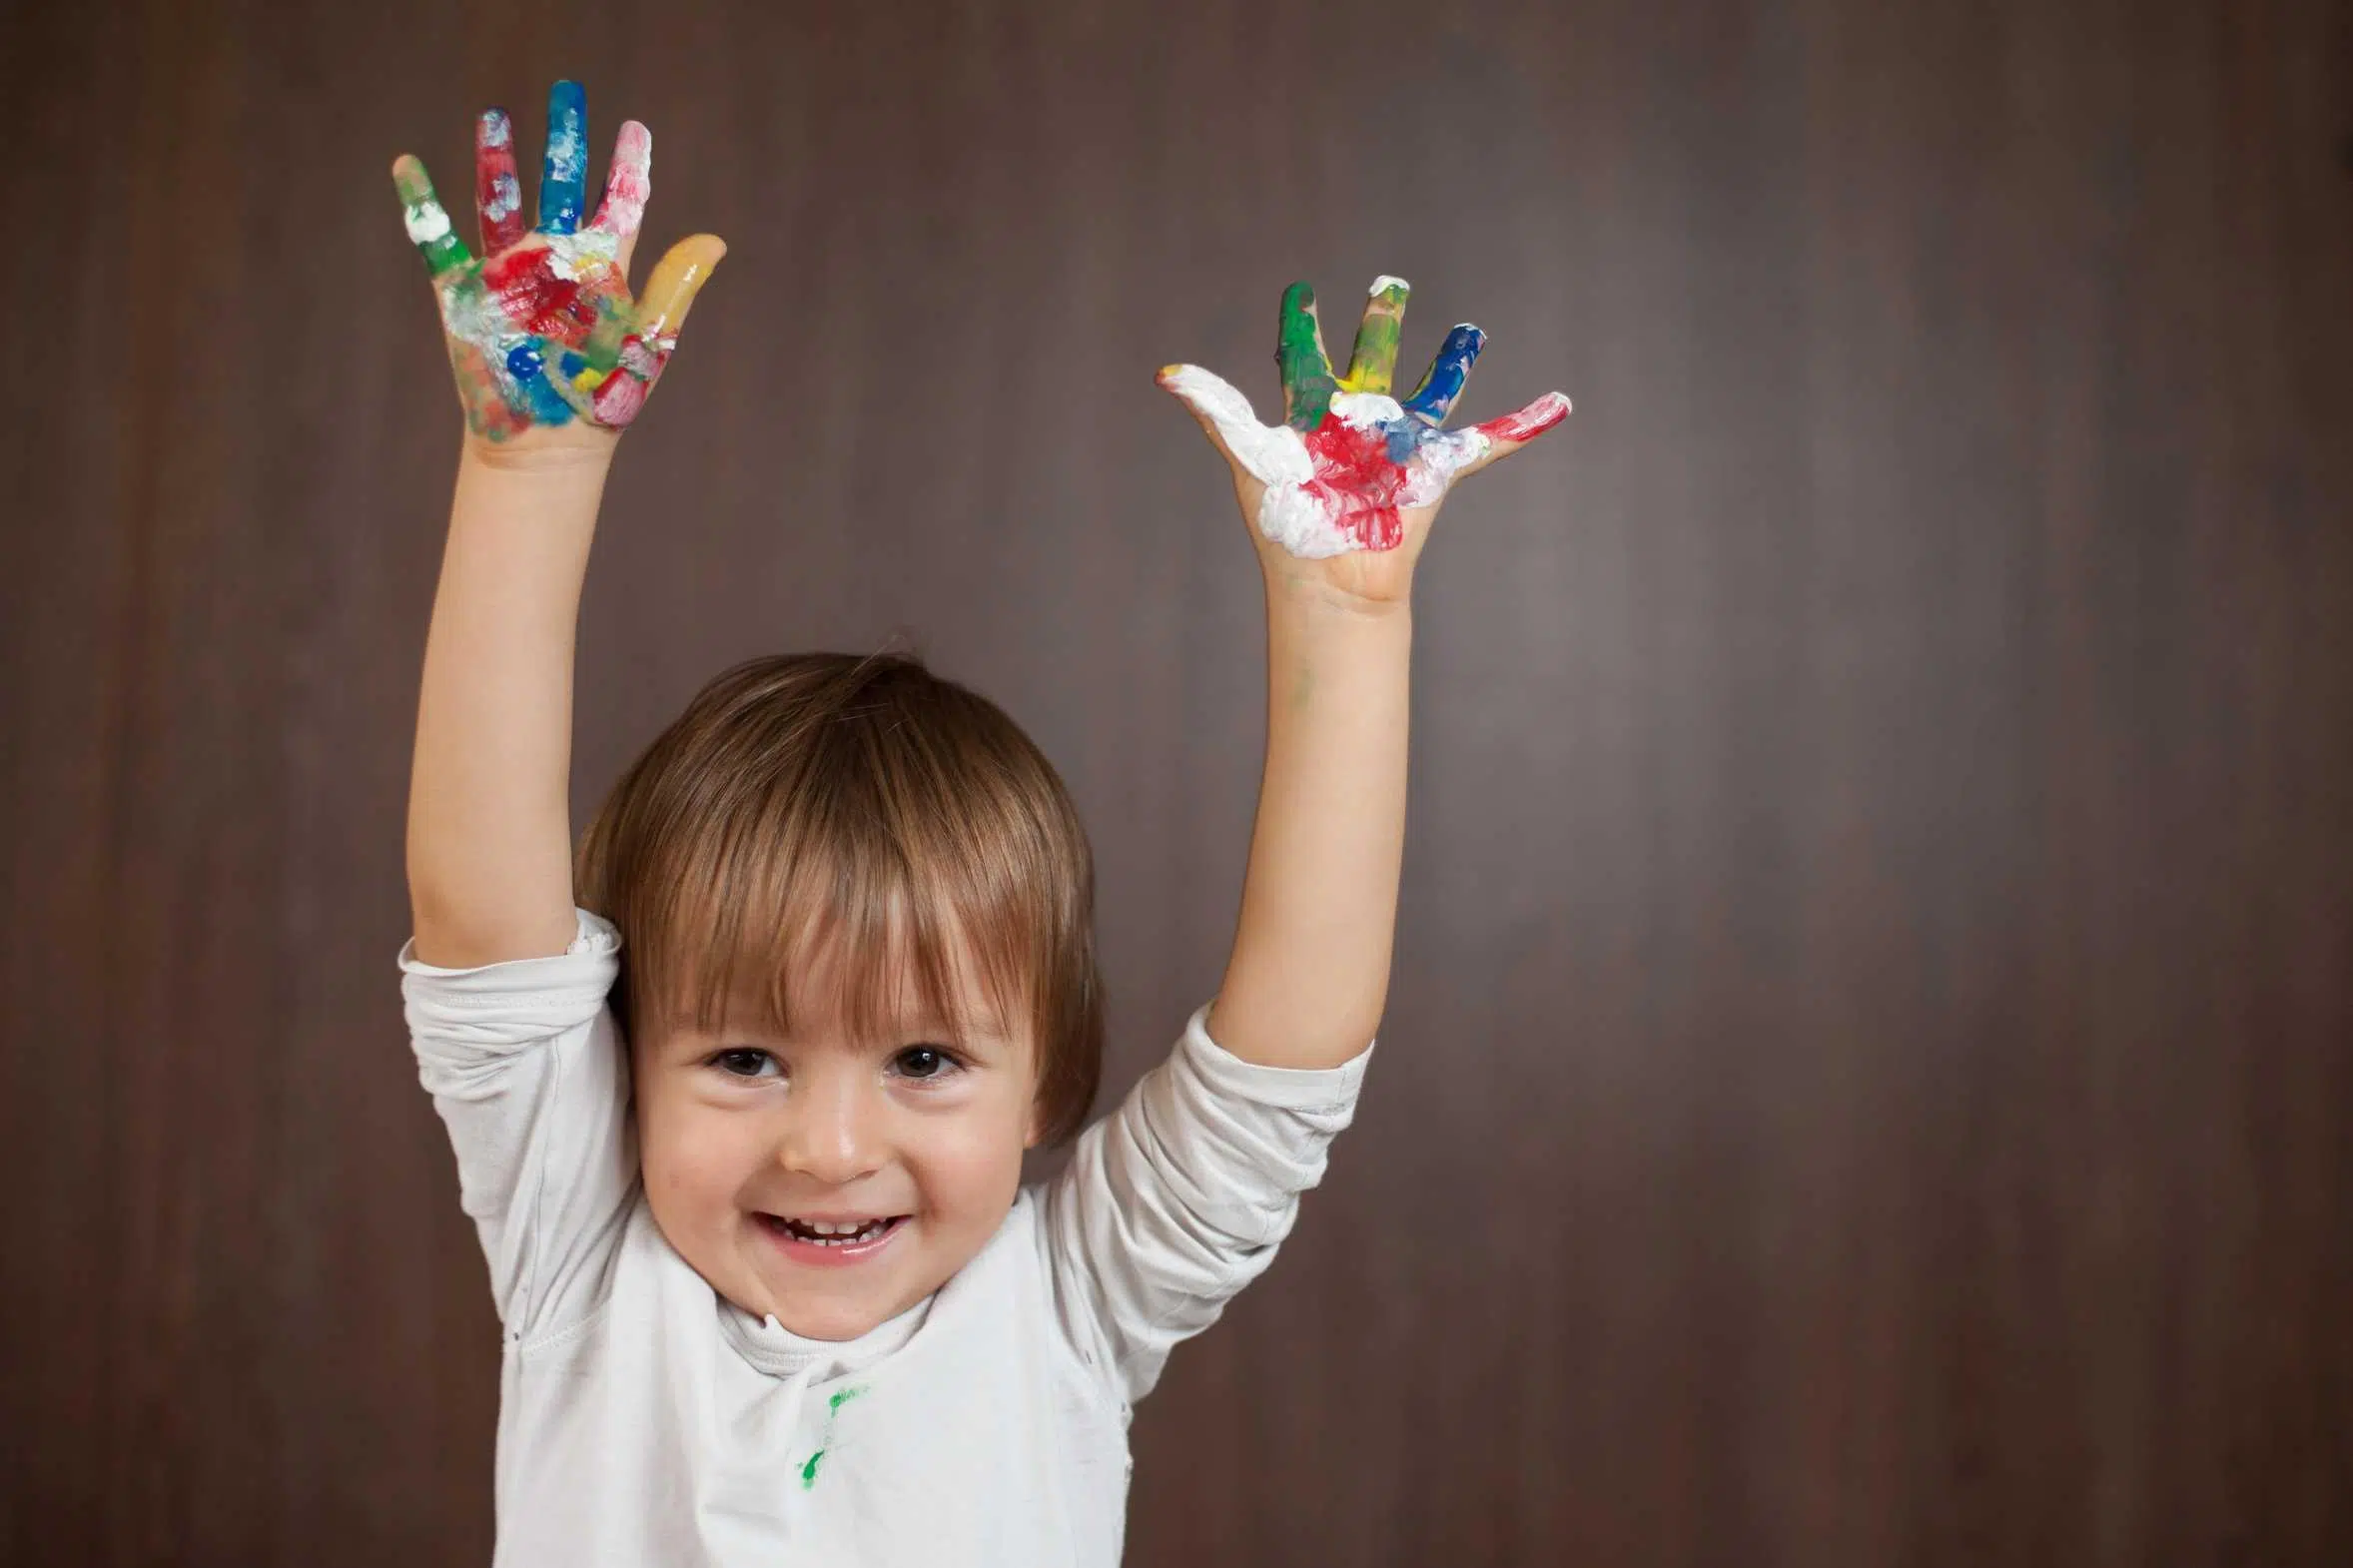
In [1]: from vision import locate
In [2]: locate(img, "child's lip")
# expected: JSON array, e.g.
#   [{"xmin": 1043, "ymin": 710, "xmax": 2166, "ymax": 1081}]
[{"xmin": 757, "ymin": 1212, "xmax": 908, "ymax": 1267}]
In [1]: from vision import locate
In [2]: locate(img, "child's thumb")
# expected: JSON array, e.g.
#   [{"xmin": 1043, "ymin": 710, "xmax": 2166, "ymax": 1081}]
[
  {"xmin": 1156, "ymin": 364, "xmax": 1259, "ymax": 473},
  {"xmin": 633, "ymin": 235, "xmax": 727, "ymax": 342}
]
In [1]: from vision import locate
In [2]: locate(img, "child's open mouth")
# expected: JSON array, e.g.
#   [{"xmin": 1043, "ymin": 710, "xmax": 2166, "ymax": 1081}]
[{"xmin": 757, "ymin": 1212, "xmax": 908, "ymax": 1266}]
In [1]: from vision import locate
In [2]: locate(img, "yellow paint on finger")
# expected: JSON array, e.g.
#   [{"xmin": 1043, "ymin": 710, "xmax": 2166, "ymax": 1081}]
[
  {"xmin": 633, "ymin": 233, "xmax": 728, "ymax": 341},
  {"xmin": 1338, "ymin": 276, "xmax": 1410, "ymax": 394}
]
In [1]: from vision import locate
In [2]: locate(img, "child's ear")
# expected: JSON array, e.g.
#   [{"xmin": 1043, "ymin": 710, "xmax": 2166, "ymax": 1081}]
[{"xmin": 1023, "ymin": 1101, "xmax": 1043, "ymax": 1151}]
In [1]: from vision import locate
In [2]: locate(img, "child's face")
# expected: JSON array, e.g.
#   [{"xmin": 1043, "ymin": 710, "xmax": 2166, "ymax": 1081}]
[{"xmin": 631, "ymin": 929, "xmax": 1040, "ymax": 1341}]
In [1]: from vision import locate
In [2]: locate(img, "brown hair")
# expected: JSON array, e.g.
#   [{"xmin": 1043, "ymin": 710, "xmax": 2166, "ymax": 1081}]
[{"xmin": 574, "ymin": 649, "xmax": 1104, "ymax": 1145}]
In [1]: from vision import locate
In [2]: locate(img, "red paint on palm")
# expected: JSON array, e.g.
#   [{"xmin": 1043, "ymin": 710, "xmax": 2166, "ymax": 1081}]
[
  {"xmin": 1301, "ymin": 416, "xmax": 1412, "ymax": 551},
  {"xmin": 480, "ymin": 247, "xmax": 618, "ymax": 347}
]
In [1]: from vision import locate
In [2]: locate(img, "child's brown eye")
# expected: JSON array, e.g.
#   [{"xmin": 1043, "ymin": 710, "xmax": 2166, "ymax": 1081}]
[
  {"xmin": 894, "ymin": 1047, "xmax": 954, "ymax": 1080},
  {"xmin": 712, "ymin": 1049, "xmax": 776, "ymax": 1079}
]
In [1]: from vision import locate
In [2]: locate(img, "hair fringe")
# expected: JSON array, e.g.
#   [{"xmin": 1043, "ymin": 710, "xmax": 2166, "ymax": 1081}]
[{"xmin": 574, "ymin": 651, "xmax": 1104, "ymax": 1145}]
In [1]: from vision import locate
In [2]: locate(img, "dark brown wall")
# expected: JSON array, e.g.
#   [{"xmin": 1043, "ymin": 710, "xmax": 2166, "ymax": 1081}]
[{"xmin": 3, "ymin": 1, "xmax": 2348, "ymax": 1562}]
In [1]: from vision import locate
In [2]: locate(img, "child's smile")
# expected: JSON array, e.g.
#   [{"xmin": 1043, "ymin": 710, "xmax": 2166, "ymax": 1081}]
[{"xmin": 756, "ymin": 1211, "xmax": 910, "ymax": 1266}]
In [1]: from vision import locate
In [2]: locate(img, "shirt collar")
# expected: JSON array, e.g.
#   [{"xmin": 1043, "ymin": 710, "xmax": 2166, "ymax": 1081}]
[{"xmin": 715, "ymin": 1291, "xmax": 933, "ymax": 1380}]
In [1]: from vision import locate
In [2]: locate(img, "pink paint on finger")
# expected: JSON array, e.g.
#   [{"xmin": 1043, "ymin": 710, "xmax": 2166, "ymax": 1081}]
[
  {"xmin": 587, "ymin": 122, "xmax": 652, "ymax": 240},
  {"xmin": 590, "ymin": 372, "xmax": 648, "ymax": 426},
  {"xmin": 1470, "ymin": 391, "xmax": 1572, "ymax": 445},
  {"xmin": 616, "ymin": 334, "xmax": 668, "ymax": 380},
  {"xmin": 588, "ymin": 336, "xmax": 670, "ymax": 425}
]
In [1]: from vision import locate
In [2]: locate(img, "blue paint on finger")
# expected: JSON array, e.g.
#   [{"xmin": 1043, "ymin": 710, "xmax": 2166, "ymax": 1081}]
[
  {"xmin": 1401, "ymin": 324, "xmax": 1485, "ymax": 423},
  {"xmin": 538, "ymin": 79, "xmax": 589, "ymax": 234}
]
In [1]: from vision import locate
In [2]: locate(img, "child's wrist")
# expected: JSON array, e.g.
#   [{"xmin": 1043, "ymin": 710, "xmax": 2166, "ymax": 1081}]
[
  {"xmin": 459, "ymin": 425, "xmax": 621, "ymax": 477},
  {"xmin": 449, "ymin": 431, "xmax": 619, "ymax": 528},
  {"xmin": 1259, "ymin": 554, "xmax": 1416, "ymax": 623}
]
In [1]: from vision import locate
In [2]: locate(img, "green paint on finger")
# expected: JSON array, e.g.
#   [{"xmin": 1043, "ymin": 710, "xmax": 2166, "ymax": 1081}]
[
  {"xmin": 393, "ymin": 159, "xmax": 469, "ymax": 277},
  {"xmin": 1277, "ymin": 281, "xmax": 1336, "ymax": 430}
]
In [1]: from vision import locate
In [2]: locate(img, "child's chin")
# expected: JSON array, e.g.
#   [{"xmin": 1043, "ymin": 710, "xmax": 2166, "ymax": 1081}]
[{"xmin": 760, "ymin": 1259, "xmax": 928, "ymax": 1341}]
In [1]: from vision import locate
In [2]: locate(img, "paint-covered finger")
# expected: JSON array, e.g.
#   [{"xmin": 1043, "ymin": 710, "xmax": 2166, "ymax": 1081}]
[
  {"xmin": 588, "ymin": 335, "xmax": 663, "ymax": 425},
  {"xmin": 473, "ymin": 108, "xmax": 526, "ymax": 253},
  {"xmin": 1159, "ymin": 364, "xmax": 1314, "ymax": 493},
  {"xmin": 392, "ymin": 155, "xmax": 473, "ymax": 279},
  {"xmin": 1340, "ymin": 275, "xmax": 1410, "ymax": 395},
  {"xmin": 630, "ymin": 233, "xmax": 727, "ymax": 341},
  {"xmin": 1454, "ymin": 391, "xmax": 1573, "ymax": 477},
  {"xmin": 586, "ymin": 120, "xmax": 651, "ymax": 261},
  {"xmin": 1156, "ymin": 364, "xmax": 1253, "ymax": 467},
  {"xmin": 1400, "ymin": 323, "xmax": 1485, "ymax": 424},
  {"xmin": 537, "ymin": 79, "xmax": 589, "ymax": 235},
  {"xmin": 1276, "ymin": 281, "xmax": 1337, "ymax": 431}
]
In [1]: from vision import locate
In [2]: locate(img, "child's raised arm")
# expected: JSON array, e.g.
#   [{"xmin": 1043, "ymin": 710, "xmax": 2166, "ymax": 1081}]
[
  {"xmin": 1159, "ymin": 278, "xmax": 1570, "ymax": 1069},
  {"xmin": 398, "ymin": 81, "xmax": 722, "ymax": 967}
]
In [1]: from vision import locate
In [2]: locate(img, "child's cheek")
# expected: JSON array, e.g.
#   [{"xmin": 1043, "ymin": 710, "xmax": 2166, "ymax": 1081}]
[
  {"xmin": 908, "ymin": 1092, "xmax": 1031, "ymax": 1222},
  {"xmin": 642, "ymin": 1099, "xmax": 767, "ymax": 1210}
]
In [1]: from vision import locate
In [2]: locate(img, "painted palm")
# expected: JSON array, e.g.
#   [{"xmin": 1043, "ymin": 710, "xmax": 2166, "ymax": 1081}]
[
  {"xmin": 392, "ymin": 80, "xmax": 724, "ymax": 441},
  {"xmin": 1160, "ymin": 278, "xmax": 1570, "ymax": 564}
]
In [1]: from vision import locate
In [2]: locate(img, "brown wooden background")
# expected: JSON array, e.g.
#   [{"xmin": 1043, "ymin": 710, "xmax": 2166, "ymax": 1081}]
[{"xmin": 4, "ymin": 0, "xmax": 2349, "ymax": 1562}]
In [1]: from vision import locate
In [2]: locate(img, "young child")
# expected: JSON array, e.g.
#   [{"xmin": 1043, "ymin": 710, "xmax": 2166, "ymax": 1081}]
[{"xmin": 394, "ymin": 81, "xmax": 1567, "ymax": 1565}]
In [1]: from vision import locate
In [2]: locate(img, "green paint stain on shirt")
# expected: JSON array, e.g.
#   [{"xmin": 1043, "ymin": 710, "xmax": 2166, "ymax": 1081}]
[{"xmin": 799, "ymin": 1383, "xmax": 871, "ymax": 1490}]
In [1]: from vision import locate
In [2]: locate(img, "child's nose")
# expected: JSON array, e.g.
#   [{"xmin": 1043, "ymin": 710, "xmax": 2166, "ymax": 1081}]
[{"xmin": 776, "ymin": 1073, "xmax": 884, "ymax": 1184}]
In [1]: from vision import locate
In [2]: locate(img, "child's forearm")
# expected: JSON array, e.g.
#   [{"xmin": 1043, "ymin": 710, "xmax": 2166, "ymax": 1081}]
[
  {"xmin": 1164, "ymin": 275, "xmax": 1568, "ymax": 1069},
  {"xmin": 1207, "ymin": 576, "xmax": 1410, "ymax": 1070},
  {"xmin": 405, "ymin": 442, "xmax": 614, "ymax": 966}
]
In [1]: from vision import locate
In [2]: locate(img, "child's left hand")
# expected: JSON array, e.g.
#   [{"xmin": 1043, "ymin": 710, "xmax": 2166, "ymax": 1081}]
[{"xmin": 1159, "ymin": 277, "xmax": 1570, "ymax": 607}]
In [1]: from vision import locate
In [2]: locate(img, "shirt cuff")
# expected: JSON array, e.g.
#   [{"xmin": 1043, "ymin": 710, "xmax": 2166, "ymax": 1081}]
[
  {"xmin": 396, "ymin": 908, "xmax": 622, "ymax": 1050},
  {"xmin": 1176, "ymin": 1001, "xmax": 1375, "ymax": 1111},
  {"xmin": 395, "ymin": 906, "xmax": 620, "ymax": 977}
]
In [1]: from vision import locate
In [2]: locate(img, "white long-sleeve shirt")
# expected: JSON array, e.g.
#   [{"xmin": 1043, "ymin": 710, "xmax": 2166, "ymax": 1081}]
[{"xmin": 398, "ymin": 907, "xmax": 1371, "ymax": 1566}]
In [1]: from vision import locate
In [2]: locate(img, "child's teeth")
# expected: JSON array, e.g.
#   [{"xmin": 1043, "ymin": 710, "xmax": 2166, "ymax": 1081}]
[{"xmin": 789, "ymin": 1217, "xmax": 890, "ymax": 1243}]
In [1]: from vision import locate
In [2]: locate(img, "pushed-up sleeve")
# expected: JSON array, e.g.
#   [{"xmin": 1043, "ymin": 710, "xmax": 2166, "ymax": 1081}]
[
  {"xmin": 397, "ymin": 908, "xmax": 636, "ymax": 1344},
  {"xmin": 1039, "ymin": 1002, "xmax": 1372, "ymax": 1405}
]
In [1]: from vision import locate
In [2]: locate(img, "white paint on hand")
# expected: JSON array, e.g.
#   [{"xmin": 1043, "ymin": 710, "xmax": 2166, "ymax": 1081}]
[
  {"xmin": 1162, "ymin": 365, "xmax": 1364, "ymax": 558},
  {"xmin": 1165, "ymin": 365, "xmax": 1499, "ymax": 559},
  {"xmin": 484, "ymin": 173, "xmax": 520, "ymax": 224},
  {"xmin": 546, "ymin": 122, "xmax": 585, "ymax": 181},
  {"xmin": 543, "ymin": 230, "xmax": 621, "ymax": 281},
  {"xmin": 404, "ymin": 198, "xmax": 452, "ymax": 246},
  {"xmin": 1328, "ymin": 391, "xmax": 1403, "ymax": 429},
  {"xmin": 1368, "ymin": 274, "xmax": 1410, "ymax": 296},
  {"xmin": 1398, "ymin": 427, "xmax": 1489, "ymax": 505}
]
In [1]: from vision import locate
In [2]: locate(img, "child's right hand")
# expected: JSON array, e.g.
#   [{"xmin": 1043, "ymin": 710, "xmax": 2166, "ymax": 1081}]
[{"xmin": 391, "ymin": 80, "xmax": 725, "ymax": 451}]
